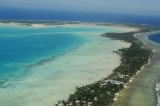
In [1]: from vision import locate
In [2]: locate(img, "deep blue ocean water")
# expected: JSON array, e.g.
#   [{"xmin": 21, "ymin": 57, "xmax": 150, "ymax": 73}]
[
  {"xmin": 148, "ymin": 33, "xmax": 160, "ymax": 44},
  {"xmin": 0, "ymin": 7, "xmax": 160, "ymax": 25}
]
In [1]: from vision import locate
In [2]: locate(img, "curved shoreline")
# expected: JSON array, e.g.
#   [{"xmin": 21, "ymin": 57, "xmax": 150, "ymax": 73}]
[
  {"xmin": 57, "ymin": 27, "xmax": 158, "ymax": 105},
  {"xmin": 0, "ymin": 21, "xmax": 159, "ymax": 106},
  {"xmin": 0, "ymin": 21, "xmax": 137, "ymax": 106}
]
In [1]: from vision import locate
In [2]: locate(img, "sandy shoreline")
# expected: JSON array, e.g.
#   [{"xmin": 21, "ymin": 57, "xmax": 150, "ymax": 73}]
[{"xmin": 114, "ymin": 31, "xmax": 160, "ymax": 106}]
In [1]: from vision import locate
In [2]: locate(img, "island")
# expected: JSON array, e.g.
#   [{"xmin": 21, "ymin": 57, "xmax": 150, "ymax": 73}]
[
  {"xmin": 0, "ymin": 20, "xmax": 159, "ymax": 106},
  {"xmin": 56, "ymin": 25, "xmax": 160, "ymax": 106}
]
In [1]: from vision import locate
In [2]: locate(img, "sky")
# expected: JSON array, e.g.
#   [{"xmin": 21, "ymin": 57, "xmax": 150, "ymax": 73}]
[{"xmin": 0, "ymin": 0, "xmax": 160, "ymax": 15}]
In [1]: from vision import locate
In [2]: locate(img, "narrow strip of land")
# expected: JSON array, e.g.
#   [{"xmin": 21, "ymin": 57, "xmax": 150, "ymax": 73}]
[
  {"xmin": 57, "ymin": 26, "xmax": 159, "ymax": 106},
  {"xmin": 115, "ymin": 31, "xmax": 160, "ymax": 106}
]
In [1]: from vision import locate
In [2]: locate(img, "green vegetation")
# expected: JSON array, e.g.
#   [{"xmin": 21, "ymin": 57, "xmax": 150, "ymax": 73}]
[
  {"xmin": 56, "ymin": 31, "xmax": 153, "ymax": 106},
  {"xmin": 56, "ymin": 29, "xmax": 155, "ymax": 106},
  {"xmin": 0, "ymin": 21, "xmax": 159, "ymax": 106},
  {"xmin": 103, "ymin": 32, "xmax": 153, "ymax": 80}
]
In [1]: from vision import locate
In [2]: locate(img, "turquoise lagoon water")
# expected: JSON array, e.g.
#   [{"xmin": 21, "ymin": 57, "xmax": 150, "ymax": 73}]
[
  {"xmin": 0, "ymin": 25, "xmax": 89, "ymax": 83},
  {"xmin": 0, "ymin": 24, "xmax": 114, "ymax": 86},
  {"xmin": 0, "ymin": 23, "xmax": 132, "ymax": 106}
]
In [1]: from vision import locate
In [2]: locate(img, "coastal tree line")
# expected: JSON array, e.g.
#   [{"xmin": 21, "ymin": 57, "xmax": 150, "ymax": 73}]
[{"xmin": 56, "ymin": 28, "xmax": 155, "ymax": 106}]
